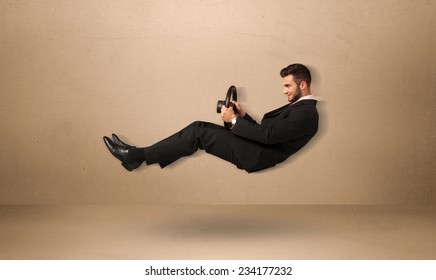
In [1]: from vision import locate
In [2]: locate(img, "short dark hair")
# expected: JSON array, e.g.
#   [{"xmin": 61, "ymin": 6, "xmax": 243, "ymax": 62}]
[{"xmin": 280, "ymin": 63, "xmax": 311, "ymax": 86}]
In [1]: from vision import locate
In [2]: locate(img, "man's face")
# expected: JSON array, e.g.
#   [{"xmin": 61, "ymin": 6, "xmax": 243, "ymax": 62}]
[{"xmin": 283, "ymin": 75, "xmax": 301, "ymax": 103}]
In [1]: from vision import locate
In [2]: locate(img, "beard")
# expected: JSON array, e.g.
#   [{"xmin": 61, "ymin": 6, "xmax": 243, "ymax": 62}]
[{"xmin": 290, "ymin": 85, "xmax": 302, "ymax": 103}]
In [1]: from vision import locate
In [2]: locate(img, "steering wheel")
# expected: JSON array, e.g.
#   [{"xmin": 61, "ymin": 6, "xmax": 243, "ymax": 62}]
[{"xmin": 216, "ymin": 85, "xmax": 238, "ymax": 129}]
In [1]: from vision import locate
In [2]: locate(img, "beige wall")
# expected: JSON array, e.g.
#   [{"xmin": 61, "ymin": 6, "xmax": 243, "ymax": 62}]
[{"xmin": 1, "ymin": 0, "xmax": 435, "ymax": 204}]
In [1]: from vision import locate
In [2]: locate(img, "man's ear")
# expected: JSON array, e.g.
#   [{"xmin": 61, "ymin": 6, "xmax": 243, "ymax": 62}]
[{"xmin": 299, "ymin": 81, "xmax": 307, "ymax": 90}]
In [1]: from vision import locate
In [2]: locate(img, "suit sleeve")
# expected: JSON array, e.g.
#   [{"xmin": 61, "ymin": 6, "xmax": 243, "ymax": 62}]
[
  {"xmin": 242, "ymin": 113, "xmax": 257, "ymax": 124},
  {"xmin": 231, "ymin": 109, "xmax": 317, "ymax": 145}
]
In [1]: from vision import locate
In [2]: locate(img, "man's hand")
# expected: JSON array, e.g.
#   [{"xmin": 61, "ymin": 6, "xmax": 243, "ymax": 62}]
[
  {"xmin": 221, "ymin": 101, "xmax": 246, "ymax": 123},
  {"xmin": 220, "ymin": 105, "xmax": 237, "ymax": 123},
  {"xmin": 231, "ymin": 101, "xmax": 246, "ymax": 117}
]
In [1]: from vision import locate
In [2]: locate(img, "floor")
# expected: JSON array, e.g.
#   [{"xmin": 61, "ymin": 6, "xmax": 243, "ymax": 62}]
[{"xmin": 1, "ymin": 205, "xmax": 435, "ymax": 260}]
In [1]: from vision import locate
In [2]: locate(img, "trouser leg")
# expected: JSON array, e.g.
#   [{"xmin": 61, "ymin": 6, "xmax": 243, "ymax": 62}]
[{"xmin": 142, "ymin": 121, "xmax": 235, "ymax": 168}]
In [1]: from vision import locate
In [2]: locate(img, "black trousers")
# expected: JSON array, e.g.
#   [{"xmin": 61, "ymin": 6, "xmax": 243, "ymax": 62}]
[
  {"xmin": 142, "ymin": 121, "xmax": 284, "ymax": 172},
  {"xmin": 143, "ymin": 121, "xmax": 233, "ymax": 168}
]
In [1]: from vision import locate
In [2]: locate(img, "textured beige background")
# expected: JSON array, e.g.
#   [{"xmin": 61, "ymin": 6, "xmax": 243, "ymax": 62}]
[{"xmin": 1, "ymin": 0, "xmax": 435, "ymax": 204}]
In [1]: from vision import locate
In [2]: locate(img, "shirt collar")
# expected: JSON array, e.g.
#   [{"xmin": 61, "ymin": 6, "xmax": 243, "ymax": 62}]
[{"xmin": 293, "ymin": 94, "xmax": 315, "ymax": 104}]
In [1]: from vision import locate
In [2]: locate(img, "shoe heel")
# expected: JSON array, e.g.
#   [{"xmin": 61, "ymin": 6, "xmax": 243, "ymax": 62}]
[
  {"xmin": 121, "ymin": 161, "xmax": 134, "ymax": 172},
  {"xmin": 121, "ymin": 160, "xmax": 142, "ymax": 172}
]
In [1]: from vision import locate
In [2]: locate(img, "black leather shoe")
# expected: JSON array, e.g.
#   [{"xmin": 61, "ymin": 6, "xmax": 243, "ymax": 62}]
[
  {"xmin": 103, "ymin": 136, "xmax": 142, "ymax": 171},
  {"xmin": 112, "ymin": 133, "xmax": 136, "ymax": 149}
]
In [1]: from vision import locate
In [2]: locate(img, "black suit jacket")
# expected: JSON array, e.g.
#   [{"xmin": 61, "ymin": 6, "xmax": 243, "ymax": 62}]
[{"xmin": 230, "ymin": 99, "xmax": 318, "ymax": 172}]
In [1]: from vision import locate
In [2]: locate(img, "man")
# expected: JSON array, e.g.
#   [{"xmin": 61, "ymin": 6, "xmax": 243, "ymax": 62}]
[{"xmin": 103, "ymin": 63, "xmax": 319, "ymax": 173}]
